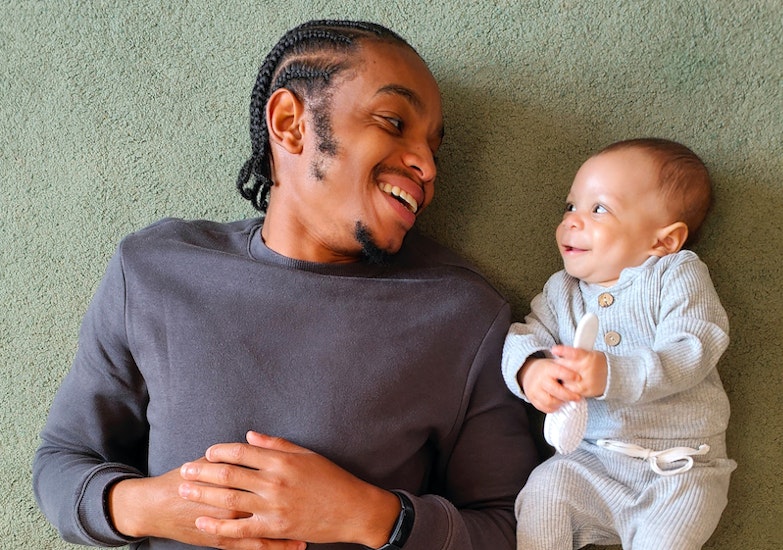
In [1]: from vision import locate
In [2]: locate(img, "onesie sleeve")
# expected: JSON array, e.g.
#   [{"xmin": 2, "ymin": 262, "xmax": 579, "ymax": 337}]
[
  {"xmin": 501, "ymin": 281, "xmax": 563, "ymax": 399},
  {"xmin": 32, "ymin": 244, "xmax": 148, "ymax": 546},
  {"xmin": 602, "ymin": 254, "xmax": 730, "ymax": 403},
  {"xmin": 402, "ymin": 302, "xmax": 539, "ymax": 550}
]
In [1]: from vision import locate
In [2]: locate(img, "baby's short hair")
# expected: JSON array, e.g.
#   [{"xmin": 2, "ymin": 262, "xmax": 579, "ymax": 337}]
[{"xmin": 597, "ymin": 138, "xmax": 713, "ymax": 247}]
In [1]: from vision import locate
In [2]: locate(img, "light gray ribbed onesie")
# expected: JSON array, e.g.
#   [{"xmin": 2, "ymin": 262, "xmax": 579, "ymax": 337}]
[{"xmin": 502, "ymin": 250, "xmax": 736, "ymax": 550}]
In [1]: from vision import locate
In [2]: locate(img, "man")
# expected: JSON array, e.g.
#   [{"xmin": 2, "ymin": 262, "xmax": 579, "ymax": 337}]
[{"xmin": 33, "ymin": 20, "xmax": 538, "ymax": 549}]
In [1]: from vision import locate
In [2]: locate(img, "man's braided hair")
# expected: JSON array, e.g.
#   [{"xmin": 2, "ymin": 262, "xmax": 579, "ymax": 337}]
[{"xmin": 236, "ymin": 20, "xmax": 415, "ymax": 212}]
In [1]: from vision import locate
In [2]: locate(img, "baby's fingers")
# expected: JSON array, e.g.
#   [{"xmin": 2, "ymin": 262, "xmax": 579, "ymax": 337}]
[
  {"xmin": 529, "ymin": 377, "xmax": 580, "ymax": 413},
  {"xmin": 551, "ymin": 344, "xmax": 585, "ymax": 360}
]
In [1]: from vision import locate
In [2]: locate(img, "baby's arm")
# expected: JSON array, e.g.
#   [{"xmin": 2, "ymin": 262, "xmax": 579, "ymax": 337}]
[
  {"xmin": 597, "ymin": 255, "xmax": 728, "ymax": 404},
  {"xmin": 502, "ymin": 276, "xmax": 584, "ymax": 413}
]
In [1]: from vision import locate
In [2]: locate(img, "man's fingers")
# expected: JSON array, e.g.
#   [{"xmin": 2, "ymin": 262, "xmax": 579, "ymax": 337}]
[
  {"xmin": 178, "ymin": 482, "xmax": 256, "ymax": 512},
  {"xmin": 245, "ymin": 431, "xmax": 308, "ymax": 454},
  {"xmin": 180, "ymin": 457, "xmax": 264, "ymax": 492}
]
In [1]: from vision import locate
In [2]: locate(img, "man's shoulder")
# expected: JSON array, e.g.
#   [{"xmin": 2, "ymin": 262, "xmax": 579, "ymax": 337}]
[
  {"xmin": 120, "ymin": 217, "xmax": 261, "ymax": 254},
  {"xmin": 399, "ymin": 231, "xmax": 507, "ymax": 299},
  {"xmin": 399, "ymin": 231, "xmax": 469, "ymax": 266}
]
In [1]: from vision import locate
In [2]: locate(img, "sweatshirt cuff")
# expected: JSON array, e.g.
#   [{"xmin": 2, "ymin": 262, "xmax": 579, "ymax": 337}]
[
  {"xmin": 401, "ymin": 492, "xmax": 467, "ymax": 549},
  {"xmin": 78, "ymin": 464, "xmax": 144, "ymax": 546}
]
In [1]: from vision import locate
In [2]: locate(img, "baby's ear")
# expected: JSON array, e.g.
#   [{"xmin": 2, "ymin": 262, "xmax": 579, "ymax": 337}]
[{"xmin": 653, "ymin": 221, "xmax": 689, "ymax": 255}]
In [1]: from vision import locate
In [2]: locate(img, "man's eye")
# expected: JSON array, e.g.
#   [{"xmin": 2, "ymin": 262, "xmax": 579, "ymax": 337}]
[
  {"xmin": 593, "ymin": 204, "xmax": 607, "ymax": 214},
  {"xmin": 385, "ymin": 117, "xmax": 403, "ymax": 132}
]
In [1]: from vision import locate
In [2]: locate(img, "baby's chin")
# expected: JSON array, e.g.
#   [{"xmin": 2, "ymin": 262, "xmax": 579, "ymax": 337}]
[{"xmin": 564, "ymin": 267, "xmax": 618, "ymax": 287}]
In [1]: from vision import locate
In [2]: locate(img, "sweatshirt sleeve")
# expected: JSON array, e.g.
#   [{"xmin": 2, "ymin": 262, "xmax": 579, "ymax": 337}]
[
  {"xmin": 602, "ymin": 255, "xmax": 730, "ymax": 404},
  {"xmin": 402, "ymin": 303, "xmax": 539, "ymax": 550},
  {"xmin": 32, "ymin": 245, "xmax": 148, "ymax": 546}
]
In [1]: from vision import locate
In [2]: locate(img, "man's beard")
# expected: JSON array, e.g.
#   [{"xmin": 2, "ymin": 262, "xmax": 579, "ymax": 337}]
[
  {"xmin": 355, "ymin": 222, "xmax": 391, "ymax": 265},
  {"xmin": 308, "ymin": 105, "xmax": 393, "ymax": 265},
  {"xmin": 309, "ymin": 100, "xmax": 338, "ymax": 181}
]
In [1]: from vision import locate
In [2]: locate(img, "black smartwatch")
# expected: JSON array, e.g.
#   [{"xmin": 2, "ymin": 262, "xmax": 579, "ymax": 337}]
[{"xmin": 377, "ymin": 490, "xmax": 415, "ymax": 549}]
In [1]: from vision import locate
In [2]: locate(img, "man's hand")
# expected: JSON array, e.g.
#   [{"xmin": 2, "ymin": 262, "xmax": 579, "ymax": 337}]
[
  {"xmin": 178, "ymin": 431, "xmax": 400, "ymax": 548},
  {"xmin": 108, "ymin": 461, "xmax": 305, "ymax": 550}
]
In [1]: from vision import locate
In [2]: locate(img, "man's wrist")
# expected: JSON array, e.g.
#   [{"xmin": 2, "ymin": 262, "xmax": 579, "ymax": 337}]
[
  {"xmin": 107, "ymin": 477, "xmax": 146, "ymax": 538},
  {"xmin": 376, "ymin": 491, "xmax": 415, "ymax": 549}
]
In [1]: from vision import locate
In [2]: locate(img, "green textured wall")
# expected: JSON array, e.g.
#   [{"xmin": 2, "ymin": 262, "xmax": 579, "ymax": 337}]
[{"xmin": 2, "ymin": 2, "xmax": 780, "ymax": 548}]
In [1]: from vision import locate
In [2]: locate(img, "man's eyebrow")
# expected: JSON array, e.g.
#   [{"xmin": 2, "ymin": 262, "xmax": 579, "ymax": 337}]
[{"xmin": 376, "ymin": 84, "xmax": 424, "ymax": 111}]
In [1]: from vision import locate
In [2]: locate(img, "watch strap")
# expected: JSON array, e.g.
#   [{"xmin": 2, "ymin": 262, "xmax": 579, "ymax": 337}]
[{"xmin": 377, "ymin": 490, "xmax": 415, "ymax": 549}]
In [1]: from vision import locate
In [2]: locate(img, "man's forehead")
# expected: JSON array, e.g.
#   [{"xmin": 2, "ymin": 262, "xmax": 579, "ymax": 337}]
[
  {"xmin": 357, "ymin": 42, "xmax": 438, "ymax": 88},
  {"xmin": 341, "ymin": 41, "xmax": 444, "ymax": 131}
]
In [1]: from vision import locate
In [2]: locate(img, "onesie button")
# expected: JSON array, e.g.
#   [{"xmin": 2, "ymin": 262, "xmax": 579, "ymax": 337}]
[
  {"xmin": 604, "ymin": 331, "xmax": 621, "ymax": 346},
  {"xmin": 598, "ymin": 292, "xmax": 615, "ymax": 307}
]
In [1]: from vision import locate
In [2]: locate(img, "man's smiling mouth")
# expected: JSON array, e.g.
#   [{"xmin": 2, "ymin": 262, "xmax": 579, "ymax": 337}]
[{"xmin": 379, "ymin": 183, "xmax": 419, "ymax": 214}]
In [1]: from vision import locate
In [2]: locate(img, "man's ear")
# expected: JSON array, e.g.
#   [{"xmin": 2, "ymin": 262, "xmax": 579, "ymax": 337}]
[
  {"xmin": 653, "ymin": 221, "xmax": 689, "ymax": 255},
  {"xmin": 266, "ymin": 88, "xmax": 305, "ymax": 154}
]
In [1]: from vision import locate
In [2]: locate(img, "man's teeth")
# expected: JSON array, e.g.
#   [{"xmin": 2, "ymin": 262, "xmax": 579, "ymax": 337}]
[{"xmin": 380, "ymin": 183, "xmax": 418, "ymax": 214}]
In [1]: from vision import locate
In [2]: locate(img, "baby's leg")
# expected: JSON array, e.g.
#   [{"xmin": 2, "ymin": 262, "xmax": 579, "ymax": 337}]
[
  {"xmin": 515, "ymin": 449, "xmax": 621, "ymax": 550},
  {"xmin": 620, "ymin": 458, "xmax": 735, "ymax": 550}
]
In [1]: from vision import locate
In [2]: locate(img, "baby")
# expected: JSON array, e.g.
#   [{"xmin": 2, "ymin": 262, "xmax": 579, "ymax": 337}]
[{"xmin": 502, "ymin": 138, "xmax": 736, "ymax": 549}]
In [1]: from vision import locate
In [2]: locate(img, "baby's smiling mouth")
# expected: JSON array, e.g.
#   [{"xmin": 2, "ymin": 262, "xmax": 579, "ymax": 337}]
[{"xmin": 379, "ymin": 183, "xmax": 419, "ymax": 214}]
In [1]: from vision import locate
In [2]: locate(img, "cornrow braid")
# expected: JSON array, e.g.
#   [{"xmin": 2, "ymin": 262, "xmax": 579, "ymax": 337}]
[{"xmin": 236, "ymin": 20, "xmax": 413, "ymax": 212}]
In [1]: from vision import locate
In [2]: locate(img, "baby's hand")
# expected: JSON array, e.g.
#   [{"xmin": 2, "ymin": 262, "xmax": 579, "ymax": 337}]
[
  {"xmin": 549, "ymin": 345, "xmax": 608, "ymax": 398},
  {"xmin": 519, "ymin": 357, "xmax": 583, "ymax": 413}
]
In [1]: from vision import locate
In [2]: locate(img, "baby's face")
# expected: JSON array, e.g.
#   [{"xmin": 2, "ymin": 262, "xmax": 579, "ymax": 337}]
[{"xmin": 556, "ymin": 148, "xmax": 674, "ymax": 287}]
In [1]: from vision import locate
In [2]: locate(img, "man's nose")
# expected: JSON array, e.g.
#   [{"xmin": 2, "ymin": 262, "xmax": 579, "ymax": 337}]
[{"xmin": 402, "ymin": 143, "xmax": 436, "ymax": 183}]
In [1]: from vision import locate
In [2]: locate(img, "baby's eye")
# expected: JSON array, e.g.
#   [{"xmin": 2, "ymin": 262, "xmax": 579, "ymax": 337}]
[
  {"xmin": 564, "ymin": 202, "xmax": 576, "ymax": 212},
  {"xmin": 593, "ymin": 204, "xmax": 607, "ymax": 214}
]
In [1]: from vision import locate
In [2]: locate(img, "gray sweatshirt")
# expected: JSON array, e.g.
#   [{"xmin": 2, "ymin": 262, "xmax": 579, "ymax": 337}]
[{"xmin": 33, "ymin": 217, "xmax": 538, "ymax": 549}]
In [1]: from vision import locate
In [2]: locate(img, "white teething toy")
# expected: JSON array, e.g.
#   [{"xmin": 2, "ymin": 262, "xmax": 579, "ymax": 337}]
[{"xmin": 543, "ymin": 313, "xmax": 598, "ymax": 454}]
